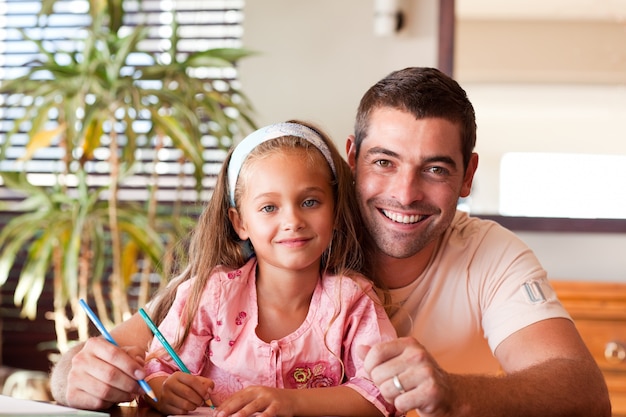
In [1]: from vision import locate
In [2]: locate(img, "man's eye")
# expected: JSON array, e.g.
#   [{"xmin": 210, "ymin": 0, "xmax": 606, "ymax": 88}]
[
  {"xmin": 260, "ymin": 205, "xmax": 276, "ymax": 213},
  {"xmin": 375, "ymin": 159, "xmax": 392, "ymax": 168},
  {"xmin": 302, "ymin": 199, "xmax": 318, "ymax": 208},
  {"xmin": 427, "ymin": 166, "xmax": 449, "ymax": 176}
]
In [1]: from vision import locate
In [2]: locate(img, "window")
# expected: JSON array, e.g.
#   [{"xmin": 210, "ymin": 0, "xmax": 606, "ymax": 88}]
[
  {"xmin": 500, "ymin": 152, "xmax": 626, "ymax": 219},
  {"xmin": 0, "ymin": 0, "xmax": 246, "ymax": 202}
]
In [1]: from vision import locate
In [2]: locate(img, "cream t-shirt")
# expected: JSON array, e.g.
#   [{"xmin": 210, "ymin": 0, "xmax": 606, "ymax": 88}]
[{"xmin": 387, "ymin": 211, "xmax": 571, "ymax": 374}]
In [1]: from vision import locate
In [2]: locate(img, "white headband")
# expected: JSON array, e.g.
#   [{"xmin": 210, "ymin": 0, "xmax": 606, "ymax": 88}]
[{"xmin": 228, "ymin": 122, "xmax": 336, "ymax": 206}]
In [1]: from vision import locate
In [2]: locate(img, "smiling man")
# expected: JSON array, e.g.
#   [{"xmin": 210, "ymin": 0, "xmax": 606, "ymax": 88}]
[{"xmin": 352, "ymin": 67, "xmax": 610, "ymax": 417}]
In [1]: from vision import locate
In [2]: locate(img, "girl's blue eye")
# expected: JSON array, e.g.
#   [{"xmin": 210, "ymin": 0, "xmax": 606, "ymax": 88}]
[
  {"xmin": 260, "ymin": 205, "xmax": 276, "ymax": 213},
  {"xmin": 302, "ymin": 199, "xmax": 317, "ymax": 208}
]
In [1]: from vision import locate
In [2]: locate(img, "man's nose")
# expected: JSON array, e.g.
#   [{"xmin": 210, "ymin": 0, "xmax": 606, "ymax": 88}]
[{"xmin": 391, "ymin": 170, "xmax": 425, "ymax": 206}]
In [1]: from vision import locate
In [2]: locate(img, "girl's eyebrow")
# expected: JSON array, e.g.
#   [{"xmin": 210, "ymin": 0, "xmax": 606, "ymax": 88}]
[{"xmin": 250, "ymin": 186, "xmax": 328, "ymax": 201}]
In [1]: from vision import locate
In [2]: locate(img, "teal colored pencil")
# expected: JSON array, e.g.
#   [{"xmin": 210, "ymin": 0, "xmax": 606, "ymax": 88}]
[
  {"xmin": 138, "ymin": 308, "xmax": 190, "ymax": 373},
  {"xmin": 139, "ymin": 307, "xmax": 214, "ymax": 408},
  {"xmin": 78, "ymin": 299, "xmax": 157, "ymax": 402}
]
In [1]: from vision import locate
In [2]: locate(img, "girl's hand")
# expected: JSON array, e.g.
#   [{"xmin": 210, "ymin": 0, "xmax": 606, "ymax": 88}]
[
  {"xmin": 216, "ymin": 386, "xmax": 294, "ymax": 417},
  {"xmin": 151, "ymin": 373, "xmax": 214, "ymax": 415}
]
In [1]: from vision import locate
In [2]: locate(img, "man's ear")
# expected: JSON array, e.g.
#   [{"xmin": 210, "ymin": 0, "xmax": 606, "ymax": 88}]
[
  {"xmin": 460, "ymin": 153, "xmax": 479, "ymax": 198},
  {"xmin": 346, "ymin": 135, "xmax": 357, "ymax": 172},
  {"xmin": 228, "ymin": 207, "xmax": 249, "ymax": 240}
]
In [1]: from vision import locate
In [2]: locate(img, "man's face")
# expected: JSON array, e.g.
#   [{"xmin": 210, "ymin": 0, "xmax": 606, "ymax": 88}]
[{"xmin": 347, "ymin": 107, "xmax": 477, "ymax": 260}]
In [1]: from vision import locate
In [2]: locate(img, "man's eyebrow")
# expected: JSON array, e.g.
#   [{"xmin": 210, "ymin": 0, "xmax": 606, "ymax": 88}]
[
  {"xmin": 424, "ymin": 155, "xmax": 458, "ymax": 169},
  {"xmin": 365, "ymin": 146, "xmax": 400, "ymax": 158}
]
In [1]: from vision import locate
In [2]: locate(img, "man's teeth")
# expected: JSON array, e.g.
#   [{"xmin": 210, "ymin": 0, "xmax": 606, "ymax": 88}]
[{"xmin": 382, "ymin": 210, "xmax": 424, "ymax": 224}]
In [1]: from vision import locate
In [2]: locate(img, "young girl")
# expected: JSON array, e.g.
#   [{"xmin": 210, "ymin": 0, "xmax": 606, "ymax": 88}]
[{"xmin": 143, "ymin": 121, "xmax": 397, "ymax": 417}]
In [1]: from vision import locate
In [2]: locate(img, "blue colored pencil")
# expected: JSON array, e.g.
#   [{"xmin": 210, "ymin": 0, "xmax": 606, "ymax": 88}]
[
  {"xmin": 138, "ymin": 307, "xmax": 214, "ymax": 408},
  {"xmin": 78, "ymin": 299, "xmax": 157, "ymax": 402}
]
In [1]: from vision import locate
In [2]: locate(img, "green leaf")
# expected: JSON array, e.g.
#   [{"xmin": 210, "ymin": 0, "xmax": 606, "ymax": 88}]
[
  {"xmin": 19, "ymin": 237, "xmax": 55, "ymax": 319},
  {"xmin": 185, "ymin": 48, "xmax": 258, "ymax": 67},
  {"xmin": 0, "ymin": 237, "xmax": 26, "ymax": 287},
  {"xmin": 90, "ymin": 223, "xmax": 106, "ymax": 286},
  {"xmin": 151, "ymin": 113, "xmax": 204, "ymax": 169},
  {"xmin": 14, "ymin": 232, "xmax": 55, "ymax": 319}
]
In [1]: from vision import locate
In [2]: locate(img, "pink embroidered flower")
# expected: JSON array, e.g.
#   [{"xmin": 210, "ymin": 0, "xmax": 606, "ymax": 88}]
[
  {"xmin": 229, "ymin": 340, "xmax": 235, "ymax": 347},
  {"xmin": 235, "ymin": 311, "xmax": 247, "ymax": 325},
  {"xmin": 227, "ymin": 270, "xmax": 242, "ymax": 280},
  {"xmin": 307, "ymin": 374, "xmax": 335, "ymax": 388}
]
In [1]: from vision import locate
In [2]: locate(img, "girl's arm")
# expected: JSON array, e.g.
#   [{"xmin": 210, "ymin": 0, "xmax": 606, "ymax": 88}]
[{"xmin": 216, "ymin": 385, "xmax": 383, "ymax": 417}]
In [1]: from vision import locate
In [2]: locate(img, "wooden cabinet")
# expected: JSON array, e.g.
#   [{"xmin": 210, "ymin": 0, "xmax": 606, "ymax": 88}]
[{"xmin": 552, "ymin": 281, "xmax": 626, "ymax": 417}]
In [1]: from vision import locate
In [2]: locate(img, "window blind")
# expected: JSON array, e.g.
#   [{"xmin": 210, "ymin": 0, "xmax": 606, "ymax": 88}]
[{"xmin": 0, "ymin": 0, "xmax": 246, "ymax": 203}]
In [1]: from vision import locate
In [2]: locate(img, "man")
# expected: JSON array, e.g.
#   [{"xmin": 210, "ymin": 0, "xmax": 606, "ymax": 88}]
[{"xmin": 50, "ymin": 67, "xmax": 610, "ymax": 416}]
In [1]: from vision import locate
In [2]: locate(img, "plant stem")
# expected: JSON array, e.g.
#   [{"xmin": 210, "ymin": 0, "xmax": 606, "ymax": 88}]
[{"xmin": 107, "ymin": 126, "xmax": 129, "ymax": 324}]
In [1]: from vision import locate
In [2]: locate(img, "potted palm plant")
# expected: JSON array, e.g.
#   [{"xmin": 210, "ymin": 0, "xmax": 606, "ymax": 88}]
[{"xmin": 0, "ymin": 1, "xmax": 255, "ymax": 355}]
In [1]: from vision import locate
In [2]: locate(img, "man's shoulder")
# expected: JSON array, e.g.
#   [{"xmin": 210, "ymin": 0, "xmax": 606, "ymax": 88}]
[
  {"xmin": 447, "ymin": 210, "xmax": 524, "ymax": 249},
  {"xmin": 451, "ymin": 210, "xmax": 499, "ymax": 234},
  {"xmin": 451, "ymin": 210, "xmax": 513, "ymax": 235}
]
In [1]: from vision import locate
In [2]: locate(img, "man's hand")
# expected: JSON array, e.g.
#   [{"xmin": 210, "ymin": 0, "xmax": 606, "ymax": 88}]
[
  {"xmin": 361, "ymin": 337, "xmax": 454, "ymax": 415},
  {"xmin": 362, "ymin": 320, "xmax": 611, "ymax": 417},
  {"xmin": 59, "ymin": 337, "xmax": 146, "ymax": 409},
  {"xmin": 50, "ymin": 312, "xmax": 155, "ymax": 410}
]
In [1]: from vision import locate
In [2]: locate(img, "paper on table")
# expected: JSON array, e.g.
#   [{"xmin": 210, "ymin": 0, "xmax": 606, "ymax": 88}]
[
  {"xmin": 0, "ymin": 394, "xmax": 110, "ymax": 416},
  {"xmin": 169, "ymin": 406, "xmax": 217, "ymax": 417},
  {"xmin": 169, "ymin": 407, "xmax": 262, "ymax": 417}
]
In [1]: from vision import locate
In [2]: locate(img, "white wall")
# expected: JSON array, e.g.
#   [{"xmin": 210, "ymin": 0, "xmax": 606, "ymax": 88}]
[
  {"xmin": 239, "ymin": 0, "xmax": 439, "ymax": 151},
  {"xmin": 516, "ymin": 232, "xmax": 626, "ymax": 283}
]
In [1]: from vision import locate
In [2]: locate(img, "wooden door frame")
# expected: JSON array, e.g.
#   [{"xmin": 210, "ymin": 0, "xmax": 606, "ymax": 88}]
[{"xmin": 438, "ymin": 0, "xmax": 455, "ymax": 76}]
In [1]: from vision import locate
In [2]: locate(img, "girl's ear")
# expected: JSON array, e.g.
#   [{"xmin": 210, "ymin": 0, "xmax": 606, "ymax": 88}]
[{"xmin": 228, "ymin": 207, "xmax": 249, "ymax": 240}]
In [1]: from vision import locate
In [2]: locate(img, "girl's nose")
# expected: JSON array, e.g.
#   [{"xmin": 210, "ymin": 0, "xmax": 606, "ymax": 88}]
[{"xmin": 282, "ymin": 208, "xmax": 305, "ymax": 231}]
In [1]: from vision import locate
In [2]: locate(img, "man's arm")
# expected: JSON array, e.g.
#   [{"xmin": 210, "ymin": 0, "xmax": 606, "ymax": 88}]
[
  {"xmin": 363, "ymin": 318, "xmax": 610, "ymax": 417},
  {"xmin": 50, "ymin": 313, "xmax": 153, "ymax": 410}
]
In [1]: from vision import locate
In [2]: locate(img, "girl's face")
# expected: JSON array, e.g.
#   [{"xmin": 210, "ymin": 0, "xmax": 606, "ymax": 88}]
[{"xmin": 229, "ymin": 148, "xmax": 335, "ymax": 276}]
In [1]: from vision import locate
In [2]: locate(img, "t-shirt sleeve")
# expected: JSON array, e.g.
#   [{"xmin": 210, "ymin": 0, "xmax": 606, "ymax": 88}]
[{"xmin": 476, "ymin": 224, "xmax": 572, "ymax": 353}]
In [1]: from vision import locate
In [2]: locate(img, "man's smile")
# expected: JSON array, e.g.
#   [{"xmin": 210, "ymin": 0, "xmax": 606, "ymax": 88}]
[{"xmin": 381, "ymin": 209, "xmax": 428, "ymax": 225}]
